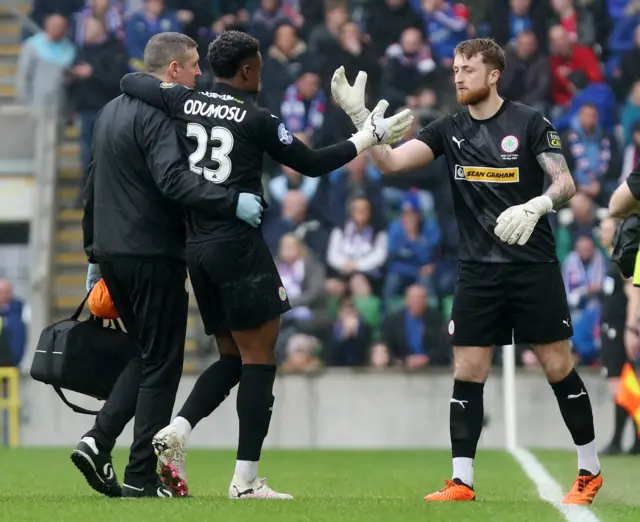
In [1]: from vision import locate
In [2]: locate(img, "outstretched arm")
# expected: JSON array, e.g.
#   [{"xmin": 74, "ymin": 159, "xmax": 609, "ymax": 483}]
[
  {"xmin": 262, "ymin": 106, "xmax": 412, "ymax": 177},
  {"xmin": 609, "ymin": 182, "xmax": 640, "ymax": 218},
  {"xmin": 537, "ymin": 151, "xmax": 576, "ymax": 210},
  {"xmin": 368, "ymin": 140, "xmax": 435, "ymax": 174}
]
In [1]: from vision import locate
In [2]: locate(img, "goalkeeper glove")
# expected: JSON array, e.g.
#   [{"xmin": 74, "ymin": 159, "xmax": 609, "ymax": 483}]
[
  {"xmin": 236, "ymin": 193, "xmax": 263, "ymax": 228},
  {"xmin": 86, "ymin": 263, "xmax": 102, "ymax": 292},
  {"xmin": 494, "ymin": 195, "xmax": 554, "ymax": 246},
  {"xmin": 348, "ymin": 100, "xmax": 413, "ymax": 155},
  {"xmin": 331, "ymin": 66, "xmax": 369, "ymax": 130}
]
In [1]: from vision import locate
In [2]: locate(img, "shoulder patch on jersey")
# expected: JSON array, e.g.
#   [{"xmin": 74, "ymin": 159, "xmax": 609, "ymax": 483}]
[
  {"xmin": 277, "ymin": 123, "xmax": 293, "ymax": 145},
  {"xmin": 159, "ymin": 82, "xmax": 176, "ymax": 89},
  {"xmin": 547, "ymin": 131, "xmax": 562, "ymax": 149}
]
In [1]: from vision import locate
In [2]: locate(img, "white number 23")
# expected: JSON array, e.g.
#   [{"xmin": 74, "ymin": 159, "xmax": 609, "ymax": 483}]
[{"xmin": 186, "ymin": 122, "xmax": 233, "ymax": 184}]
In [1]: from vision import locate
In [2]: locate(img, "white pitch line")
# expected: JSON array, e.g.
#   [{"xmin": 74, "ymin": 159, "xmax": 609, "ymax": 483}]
[{"xmin": 510, "ymin": 447, "xmax": 601, "ymax": 522}]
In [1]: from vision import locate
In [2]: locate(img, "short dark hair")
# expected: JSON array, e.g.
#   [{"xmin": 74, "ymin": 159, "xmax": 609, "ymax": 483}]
[
  {"xmin": 144, "ymin": 32, "xmax": 197, "ymax": 73},
  {"xmin": 454, "ymin": 38, "xmax": 506, "ymax": 73},
  {"xmin": 207, "ymin": 30, "xmax": 260, "ymax": 79}
]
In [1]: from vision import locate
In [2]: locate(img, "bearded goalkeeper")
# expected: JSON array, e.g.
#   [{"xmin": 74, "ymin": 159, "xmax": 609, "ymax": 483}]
[{"xmin": 331, "ymin": 38, "xmax": 603, "ymax": 505}]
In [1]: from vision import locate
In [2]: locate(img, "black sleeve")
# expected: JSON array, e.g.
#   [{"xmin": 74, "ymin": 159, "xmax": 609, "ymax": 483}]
[
  {"xmin": 416, "ymin": 116, "xmax": 447, "ymax": 158},
  {"xmin": 141, "ymin": 111, "xmax": 239, "ymax": 217},
  {"xmin": 82, "ymin": 153, "xmax": 96, "ymax": 263},
  {"xmin": 627, "ymin": 161, "xmax": 640, "ymax": 200},
  {"xmin": 120, "ymin": 73, "xmax": 193, "ymax": 118},
  {"xmin": 258, "ymin": 111, "xmax": 357, "ymax": 177},
  {"xmin": 528, "ymin": 110, "xmax": 565, "ymax": 157}
]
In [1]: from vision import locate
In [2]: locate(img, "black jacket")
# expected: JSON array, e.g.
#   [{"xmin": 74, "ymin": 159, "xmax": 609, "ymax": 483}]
[
  {"xmin": 82, "ymin": 94, "xmax": 239, "ymax": 263},
  {"xmin": 69, "ymin": 38, "xmax": 128, "ymax": 112}
]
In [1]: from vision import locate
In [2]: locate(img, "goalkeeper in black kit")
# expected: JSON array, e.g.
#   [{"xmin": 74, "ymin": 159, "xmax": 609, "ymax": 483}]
[
  {"xmin": 331, "ymin": 38, "xmax": 602, "ymax": 505},
  {"xmin": 120, "ymin": 30, "xmax": 413, "ymax": 499}
]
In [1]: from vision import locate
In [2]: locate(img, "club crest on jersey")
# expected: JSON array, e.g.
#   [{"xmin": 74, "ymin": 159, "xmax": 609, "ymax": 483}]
[
  {"xmin": 278, "ymin": 123, "xmax": 293, "ymax": 145},
  {"xmin": 455, "ymin": 164, "xmax": 519, "ymax": 183},
  {"xmin": 500, "ymin": 135, "xmax": 519, "ymax": 153}
]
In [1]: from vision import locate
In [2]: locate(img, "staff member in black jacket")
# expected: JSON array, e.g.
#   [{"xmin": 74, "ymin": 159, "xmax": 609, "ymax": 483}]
[{"xmin": 71, "ymin": 32, "xmax": 263, "ymax": 499}]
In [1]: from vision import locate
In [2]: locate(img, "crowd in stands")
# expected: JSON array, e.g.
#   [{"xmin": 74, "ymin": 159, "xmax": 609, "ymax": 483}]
[{"xmin": 12, "ymin": 0, "xmax": 640, "ymax": 372}]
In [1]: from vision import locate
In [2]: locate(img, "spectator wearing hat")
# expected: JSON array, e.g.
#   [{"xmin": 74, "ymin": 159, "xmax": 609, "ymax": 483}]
[{"xmin": 382, "ymin": 191, "xmax": 441, "ymax": 311}]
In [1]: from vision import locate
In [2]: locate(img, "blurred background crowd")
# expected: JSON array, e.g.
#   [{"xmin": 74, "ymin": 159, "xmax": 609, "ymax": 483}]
[{"xmin": 5, "ymin": 0, "xmax": 640, "ymax": 374}]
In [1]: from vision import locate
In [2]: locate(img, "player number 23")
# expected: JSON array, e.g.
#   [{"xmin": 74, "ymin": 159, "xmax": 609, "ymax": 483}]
[{"xmin": 186, "ymin": 122, "xmax": 234, "ymax": 184}]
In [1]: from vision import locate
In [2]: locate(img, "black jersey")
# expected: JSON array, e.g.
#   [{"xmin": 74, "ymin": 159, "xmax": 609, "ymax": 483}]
[
  {"xmin": 82, "ymin": 94, "xmax": 237, "ymax": 263},
  {"xmin": 601, "ymin": 258, "xmax": 627, "ymax": 323},
  {"xmin": 119, "ymin": 73, "xmax": 356, "ymax": 242},
  {"xmin": 417, "ymin": 100, "xmax": 564, "ymax": 263}
]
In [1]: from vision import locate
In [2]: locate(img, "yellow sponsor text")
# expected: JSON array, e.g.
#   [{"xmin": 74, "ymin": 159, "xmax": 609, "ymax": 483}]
[{"xmin": 454, "ymin": 164, "xmax": 519, "ymax": 183}]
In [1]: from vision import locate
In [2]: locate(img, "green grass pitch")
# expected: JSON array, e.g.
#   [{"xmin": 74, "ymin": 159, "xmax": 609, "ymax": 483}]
[{"xmin": 0, "ymin": 448, "xmax": 638, "ymax": 521}]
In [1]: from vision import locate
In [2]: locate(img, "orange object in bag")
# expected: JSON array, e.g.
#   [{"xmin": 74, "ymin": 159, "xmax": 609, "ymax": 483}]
[{"xmin": 88, "ymin": 279, "xmax": 119, "ymax": 320}]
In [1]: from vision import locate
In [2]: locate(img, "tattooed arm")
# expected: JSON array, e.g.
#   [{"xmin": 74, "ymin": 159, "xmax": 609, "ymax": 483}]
[{"xmin": 537, "ymin": 151, "xmax": 577, "ymax": 210}]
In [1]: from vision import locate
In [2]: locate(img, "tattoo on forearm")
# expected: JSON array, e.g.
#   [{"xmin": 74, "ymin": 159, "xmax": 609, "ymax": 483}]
[{"xmin": 537, "ymin": 152, "xmax": 576, "ymax": 209}]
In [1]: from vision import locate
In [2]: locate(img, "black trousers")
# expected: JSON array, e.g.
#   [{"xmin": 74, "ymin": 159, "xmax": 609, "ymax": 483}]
[{"xmin": 84, "ymin": 257, "xmax": 188, "ymax": 487}]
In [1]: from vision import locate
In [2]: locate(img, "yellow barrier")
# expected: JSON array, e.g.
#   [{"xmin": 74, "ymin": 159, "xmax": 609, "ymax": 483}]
[{"xmin": 0, "ymin": 366, "xmax": 20, "ymax": 447}]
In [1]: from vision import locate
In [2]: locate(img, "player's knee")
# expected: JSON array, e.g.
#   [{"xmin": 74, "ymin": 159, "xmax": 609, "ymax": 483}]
[
  {"xmin": 214, "ymin": 330, "xmax": 240, "ymax": 357},
  {"xmin": 232, "ymin": 317, "xmax": 280, "ymax": 365},
  {"xmin": 535, "ymin": 341, "xmax": 573, "ymax": 383},
  {"xmin": 453, "ymin": 347, "xmax": 492, "ymax": 383}
]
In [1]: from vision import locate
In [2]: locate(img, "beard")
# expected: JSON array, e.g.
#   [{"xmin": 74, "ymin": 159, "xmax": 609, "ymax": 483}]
[{"xmin": 456, "ymin": 83, "xmax": 491, "ymax": 106}]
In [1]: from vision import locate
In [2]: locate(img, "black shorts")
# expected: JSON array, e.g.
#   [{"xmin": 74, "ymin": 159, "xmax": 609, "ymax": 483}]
[
  {"xmin": 186, "ymin": 231, "xmax": 291, "ymax": 333},
  {"xmin": 600, "ymin": 320, "xmax": 626, "ymax": 377},
  {"xmin": 450, "ymin": 261, "xmax": 573, "ymax": 347}
]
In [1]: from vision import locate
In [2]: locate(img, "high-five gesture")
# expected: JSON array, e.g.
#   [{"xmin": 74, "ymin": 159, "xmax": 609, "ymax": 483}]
[{"xmin": 331, "ymin": 66, "xmax": 370, "ymax": 130}]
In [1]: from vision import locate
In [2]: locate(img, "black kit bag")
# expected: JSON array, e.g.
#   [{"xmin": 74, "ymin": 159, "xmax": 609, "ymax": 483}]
[
  {"xmin": 30, "ymin": 292, "xmax": 135, "ymax": 415},
  {"xmin": 611, "ymin": 215, "xmax": 640, "ymax": 279}
]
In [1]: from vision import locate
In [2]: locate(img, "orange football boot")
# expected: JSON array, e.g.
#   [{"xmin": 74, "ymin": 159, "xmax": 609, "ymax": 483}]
[
  {"xmin": 562, "ymin": 472, "xmax": 603, "ymax": 505},
  {"xmin": 424, "ymin": 479, "xmax": 476, "ymax": 501}
]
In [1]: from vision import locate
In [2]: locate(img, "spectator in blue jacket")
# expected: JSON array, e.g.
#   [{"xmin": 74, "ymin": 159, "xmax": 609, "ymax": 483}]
[
  {"xmin": 382, "ymin": 192, "xmax": 441, "ymax": 310},
  {"xmin": 124, "ymin": 0, "xmax": 181, "ymax": 72},
  {"xmin": 0, "ymin": 279, "xmax": 26, "ymax": 368},
  {"xmin": 564, "ymin": 103, "xmax": 612, "ymax": 202},
  {"xmin": 553, "ymin": 71, "xmax": 617, "ymax": 136},
  {"xmin": 420, "ymin": 0, "xmax": 470, "ymax": 67}
]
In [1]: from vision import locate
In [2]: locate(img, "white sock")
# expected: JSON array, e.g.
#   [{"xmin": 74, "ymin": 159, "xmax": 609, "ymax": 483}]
[
  {"xmin": 576, "ymin": 440, "xmax": 600, "ymax": 475},
  {"xmin": 172, "ymin": 416, "xmax": 192, "ymax": 441},
  {"xmin": 235, "ymin": 460, "xmax": 259, "ymax": 484},
  {"xmin": 452, "ymin": 457, "xmax": 474, "ymax": 487}
]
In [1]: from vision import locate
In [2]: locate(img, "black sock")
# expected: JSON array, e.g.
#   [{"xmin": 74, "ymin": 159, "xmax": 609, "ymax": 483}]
[
  {"xmin": 610, "ymin": 403, "xmax": 628, "ymax": 447},
  {"xmin": 450, "ymin": 380, "xmax": 485, "ymax": 459},
  {"xmin": 550, "ymin": 368, "xmax": 595, "ymax": 446},
  {"xmin": 178, "ymin": 355, "xmax": 242, "ymax": 428},
  {"xmin": 236, "ymin": 364, "xmax": 276, "ymax": 462}
]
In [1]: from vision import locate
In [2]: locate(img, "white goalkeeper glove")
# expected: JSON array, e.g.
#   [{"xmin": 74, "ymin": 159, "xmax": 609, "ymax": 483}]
[
  {"xmin": 331, "ymin": 66, "xmax": 370, "ymax": 130},
  {"xmin": 348, "ymin": 99, "xmax": 413, "ymax": 155},
  {"xmin": 494, "ymin": 196, "xmax": 554, "ymax": 246}
]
